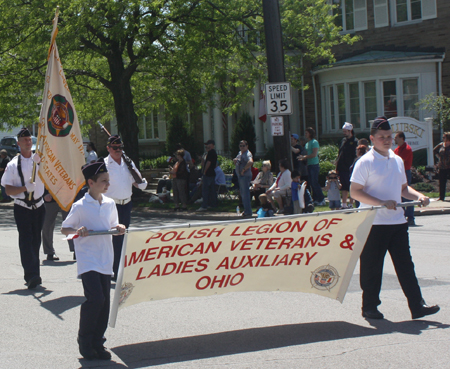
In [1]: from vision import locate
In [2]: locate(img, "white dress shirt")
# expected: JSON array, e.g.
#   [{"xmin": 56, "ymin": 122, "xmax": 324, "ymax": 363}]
[{"xmin": 104, "ymin": 155, "xmax": 139, "ymax": 200}]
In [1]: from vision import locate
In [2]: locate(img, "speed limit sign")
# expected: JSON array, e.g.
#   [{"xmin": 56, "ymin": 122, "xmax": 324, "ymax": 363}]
[{"xmin": 265, "ymin": 82, "xmax": 292, "ymax": 115}]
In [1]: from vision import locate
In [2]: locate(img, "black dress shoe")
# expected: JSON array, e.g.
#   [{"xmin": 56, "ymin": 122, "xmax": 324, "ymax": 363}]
[
  {"xmin": 27, "ymin": 276, "xmax": 42, "ymax": 290},
  {"xmin": 47, "ymin": 254, "xmax": 60, "ymax": 261},
  {"xmin": 94, "ymin": 346, "xmax": 112, "ymax": 360},
  {"xmin": 362, "ymin": 309, "xmax": 384, "ymax": 319},
  {"xmin": 78, "ymin": 337, "xmax": 98, "ymax": 360},
  {"xmin": 411, "ymin": 301, "xmax": 440, "ymax": 319}
]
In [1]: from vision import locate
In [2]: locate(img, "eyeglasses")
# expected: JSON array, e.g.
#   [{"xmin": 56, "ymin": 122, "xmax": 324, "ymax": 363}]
[
  {"xmin": 328, "ymin": 176, "xmax": 337, "ymax": 179},
  {"xmin": 110, "ymin": 145, "xmax": 124, "ymax": 151},
  {"xmin": 239, "ymin": 144, "xmax": 246, "ymax": 147}
]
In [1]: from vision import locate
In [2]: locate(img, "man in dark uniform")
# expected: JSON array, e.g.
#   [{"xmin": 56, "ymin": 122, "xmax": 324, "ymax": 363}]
[
  {"xmin": 1, "ymin": 128, "xmax": 45, "ymax": 289},
  {"xmin": 336, "ymin": 122, "xmax": 358, "ymax": 208}
]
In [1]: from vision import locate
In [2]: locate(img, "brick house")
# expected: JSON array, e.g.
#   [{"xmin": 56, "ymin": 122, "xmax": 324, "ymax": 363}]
[{"xmin": 309, "ymin": 0, "xmax": 446, "ymax": 141}]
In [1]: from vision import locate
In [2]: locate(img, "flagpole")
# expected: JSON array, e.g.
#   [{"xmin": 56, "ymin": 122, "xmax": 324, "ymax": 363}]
[{"xmin": 29, "ymin": 7, "xmax": 60, "ymax": 201}]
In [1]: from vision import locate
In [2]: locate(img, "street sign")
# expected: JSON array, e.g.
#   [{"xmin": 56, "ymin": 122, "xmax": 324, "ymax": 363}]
[
  {"xmin": 265, "ymin": 82, "xmax": 292, "ymax": 115},
  {"xmin": 271, "ymin": 116, "xmax": 284, "ymax": 136}
]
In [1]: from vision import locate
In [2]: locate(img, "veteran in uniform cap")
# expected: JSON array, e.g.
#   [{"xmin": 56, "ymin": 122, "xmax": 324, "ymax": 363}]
[
  {"xmin": 1, "ymin": 128, "xmax": 45, "ymax": 289},
  {"xmin": 350, "ymin": 116, "xmax": 440, "ymax": 320},
  {"xmin": 104, "ymin": 135, "xmax": 147, "ymax": 280}
]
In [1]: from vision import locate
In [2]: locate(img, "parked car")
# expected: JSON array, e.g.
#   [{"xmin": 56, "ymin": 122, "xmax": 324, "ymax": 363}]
[{"xmin": 0, "ymin": 135, "xmax": 37, "ymax": 157}]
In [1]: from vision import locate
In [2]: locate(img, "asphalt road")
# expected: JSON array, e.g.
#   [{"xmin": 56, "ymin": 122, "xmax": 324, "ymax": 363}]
[{"xmin": 0, "ymin": 211, "xmax": 449, "ymax": 369}]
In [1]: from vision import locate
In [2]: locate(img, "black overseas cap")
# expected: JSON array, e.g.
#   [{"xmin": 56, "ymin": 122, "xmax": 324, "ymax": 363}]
[
  {"xmin": 17, "ymin": 128, "xmax": 31, "ymax": 138},
  {"xmin": 372, "ymin": 116, "xmax": 391, "ymax": 131},
  {"xmin": 82, "ymin": 158, "xmax": 108, "ymax": 181},
  {"xmin": 107, "ymin": 135, "xmax": 122, "ymax": 145}
]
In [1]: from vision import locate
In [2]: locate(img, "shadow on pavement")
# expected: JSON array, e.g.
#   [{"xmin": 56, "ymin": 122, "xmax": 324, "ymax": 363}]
[
  {"xmin": 110, "ymin": 320, "xmax": 450, "ymax": 368},
  {"xmin": 2, "ymin": 287, "xmax": 84, "ymax": 320}
]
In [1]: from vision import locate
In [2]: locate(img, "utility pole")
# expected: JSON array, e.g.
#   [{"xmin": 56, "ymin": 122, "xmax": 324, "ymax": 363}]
[{"xmin": 262, "ymin": 0, "xmax": 292, "ymax": 171}]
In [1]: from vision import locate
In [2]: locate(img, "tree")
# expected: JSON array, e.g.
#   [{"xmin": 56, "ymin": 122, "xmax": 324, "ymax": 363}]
[
  {"xmin": 230, "ymin": 112, "xmax": 256, "ymax": 157},
  {"xmin": 165, "ymin": 115, "xmax": 189, "ymax": 155},
  {"xmin": 0, "ymin": 0, "xmax": 358, "ymax": 164},
  {"xmin": 418, "ymin": 93, "xmax": 450, "ymax": 131}
]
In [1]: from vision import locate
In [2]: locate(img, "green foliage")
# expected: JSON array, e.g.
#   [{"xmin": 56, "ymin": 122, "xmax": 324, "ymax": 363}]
[
  {"xmin": 318, "ymin": 160, "xmax": 336, "ymax": 186},
  {"xmin": 217, "ymin": 155, "xmax": 235, "ymax": 174},
  {"xmin": 140, "ymin": 156, "xmax": 171, "ymax": 170},
  {"xmin": 413, "ymin": 182, "xmax": 435, "ymax": 193},
  {"xmin": 418, "ymin": 93, "xmax": 450, "ymax": 131},
  {"xmin": 416, "ymin": 166, "xmax": 426, "ymax": 176},
  {"xmin": 230, "ymin": 112, "xmax": 256, "ymax": 156},
  {"xmin": 318, "ymin": 144, "xmax": 339, "ymax": 162}
]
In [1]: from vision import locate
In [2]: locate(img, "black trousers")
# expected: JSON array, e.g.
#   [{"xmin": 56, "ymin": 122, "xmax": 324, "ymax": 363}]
[
  {"xmin": 360, "ymin": 224, "xmax": 423, "ymax": 312},
  {"xmin": 14, "ymin": 203, "xmax": 45, "ymax": 283},
  {"xmin": 79, "ymin": 271, "xmax": 111, "ymax": 348},
  {"xmin": 438, "ymin": 168, "xmax": 449, "ymax": 200},
  {"xmin": 113, "ymin": 201, "xmax": 132, "ymax": 279}
]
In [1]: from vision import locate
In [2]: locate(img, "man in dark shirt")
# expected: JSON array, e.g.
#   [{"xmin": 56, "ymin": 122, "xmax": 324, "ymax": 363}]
[
  {"xmin": 196, "ymin": 139, "xmax": 218, "ymax": 211},
  {"xmin": 336, "ymin": 122, "xmax": 357, "ymax": 208}
]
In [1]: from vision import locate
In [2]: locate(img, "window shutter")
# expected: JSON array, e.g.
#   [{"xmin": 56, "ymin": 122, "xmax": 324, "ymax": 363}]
[
  {"xmin": 422, "ymin": 0, "xmax": 437, "ymax": 20},
  {"xmin": 373, "ymin": 0, "xmax": 389, "ymax": 27},
  {"xmin": 354, "ymin": 0, "xmax": 368, "ymax": 31}
]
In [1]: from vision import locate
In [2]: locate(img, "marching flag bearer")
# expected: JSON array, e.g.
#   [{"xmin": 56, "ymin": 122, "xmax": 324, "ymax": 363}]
[{"xmin": 1, "ymin": 128, "xmax": 45, "ymax": 289}]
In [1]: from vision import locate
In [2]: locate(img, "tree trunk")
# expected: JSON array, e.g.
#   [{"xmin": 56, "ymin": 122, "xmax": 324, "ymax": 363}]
[{"xmin": 108, "ymin": 51, "xmax": 140, "ymax": 165}]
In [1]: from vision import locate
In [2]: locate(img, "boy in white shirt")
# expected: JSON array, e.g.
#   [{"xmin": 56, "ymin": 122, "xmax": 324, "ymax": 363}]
[
  {"xmin": 350, "ymin": 116, "xmax": 439, "ymax": 321},
  {"xmin": 62, "ymin": 159, "xmax": 125, "ymax": 360}
]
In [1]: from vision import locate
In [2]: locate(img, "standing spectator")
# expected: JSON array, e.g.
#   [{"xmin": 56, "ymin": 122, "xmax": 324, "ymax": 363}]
[
  {"xmin": 394, "ymin": 131, "xmax": 415, "ymax": 226},
  {"xmin": 196, "ymin": 139, "xmax": 217, "ymax": 211},
  {"xmin": 85, "ymin": 142, "xmax": 98, "ymax": 163},
  {"xmin": 298, "ymin": 127, "xmax": 325, "ymax": 206},
  {"xmin": 250, "ymin": 160, "xmax": 274, "ymax": 207},
  {"xmin": 169, "ymin": 149, "xmax": 189, "ymax": 211},
  {"xmin": 0, "ymin": 149, "xmax": 11, "ymax": 202},
  {"xmin": 267, "ymin": 158, "xmax": 291, "ymax": 214},
  {"xmin": 350, "ymin": 145, "xmax": 369, "ymax": 209},
  {"xmin": 433, "ymin": 132, "xmax": 450, "ymax": 201},
  {"xmin": 290, "ymin": 170, "xmax": 302, "ymax": 214},
  {"xmin": 350, "ymin": 116, "xmax": 439, "ymax": 320},
  {"xmin": 297, "ymin": 137, "xmax": 309, "ymax": 182},
  {"xmin": 325, "ymin": 170, "xmax": 342, "ymax": 210},
  {"xmin": 336, "ymin": 122, "xmax": 358, "ymax": 208},
  {"xmin": 290, "ymin": 134, "xmax": 302, "ymax": 171},
  {"xmin": 1, "ymin": 128, "xmax": 45, "ymax": 289},
  {"xmin": 233, "ymin": 140, "xmax": 254, "ymax": 218},
  {"xmin": 175, "ymin": 143, "xmax": 193, "ymax": 170}
]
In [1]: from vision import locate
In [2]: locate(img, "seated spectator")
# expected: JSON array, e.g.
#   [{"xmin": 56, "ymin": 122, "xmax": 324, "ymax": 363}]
[
  {"xmin": 157, "ymin": 174, "xmax": 172, "ymax": 194},
  {"xmin": 266, "ymin": 158, "xmax": 291, "ymax": 214},
  {"xmin": 291, "ymin": 171, "xmax": 314, "ymax": 214},
  {"xmin": 256, "ymin": 193, "xmax": 275, "ymax": 218},
  {"xmin": 215, "ymin": 165, "xmax": 226, "ymax": 186},
  {"xmin": 250, "ymin": 160, "xmax": 274, "ymax": 207}
]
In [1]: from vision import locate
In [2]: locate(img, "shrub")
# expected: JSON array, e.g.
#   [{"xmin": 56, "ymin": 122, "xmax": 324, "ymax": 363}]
[
  {"xmin": 318, "ymin": 144, "xmax": 339, "ymax": 162},
  {"xmin": 140, "ymin": 156, "xmax": 171, "ymax": 170},
  {"xmin": 413, "ymin": 182, "xmax": 434, "ymax": 192},
  {"xmin": 318, "ymin": 160, "xmax": 336, "ymax": 186},
  {"xmin": 217, "ymin": 155, "xmax": 235, "ymax": 174}
]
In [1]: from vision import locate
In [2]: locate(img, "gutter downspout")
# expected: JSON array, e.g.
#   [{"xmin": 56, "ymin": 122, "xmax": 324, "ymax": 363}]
[
  {"xmin": 311, "ymin": 70, "xmax": 319, "ymax": 137},
  {"xmin": 438, "ymin": 58, "xmax": 444, "ymax": 137},
  {"xmin": 301, "ymin": 55, "xmax": 306, "ymax": 135}
]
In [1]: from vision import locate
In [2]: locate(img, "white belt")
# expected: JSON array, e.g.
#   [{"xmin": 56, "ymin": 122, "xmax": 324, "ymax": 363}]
[
  {"xmin": 14, "ymin": 198, "xmax": 44, "ymax": 209},
  {"xmin": 113, "ymin": 197, "xmax": 131, "ymax": 205}
]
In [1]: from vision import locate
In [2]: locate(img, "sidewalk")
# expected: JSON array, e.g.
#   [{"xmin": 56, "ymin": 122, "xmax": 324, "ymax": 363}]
[{"xmin": 1, "ymin": 197, "xmax": 449, "ymax": 221}]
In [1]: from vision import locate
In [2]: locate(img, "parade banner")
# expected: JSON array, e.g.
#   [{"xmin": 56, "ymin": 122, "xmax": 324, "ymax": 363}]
[
  {"xmin": 111, "ymin": 210, "xmax": 376, "ymax": 325},
  {"xmin": 36, "ymin": 8, "xmax": 85, "ymax": 211}
]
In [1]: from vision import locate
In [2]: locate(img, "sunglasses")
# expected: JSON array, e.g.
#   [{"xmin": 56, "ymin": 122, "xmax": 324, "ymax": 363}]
[
  {"xmin": 239, "ymin": 144, "xmax": 247, "ymax": 147},
  {"xmin": 110, "ymin": 145, "xmax": 124, "ymax": 151},
  {"xmin": 328, "ymin": 176, "xmax": 337, "ymax": 179}
]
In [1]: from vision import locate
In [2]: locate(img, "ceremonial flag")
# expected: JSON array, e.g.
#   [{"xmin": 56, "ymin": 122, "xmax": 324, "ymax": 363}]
[
  {"xmin": 259, "ymin": 88, "xmax": 267, "ymax": 122},
  {"xmin": 110, "ymin": 210, "xmax": 376, "ymax": 326},
  {"xmin": 36, "ymin": 8, "xmax": 86, "ymax": 211}
]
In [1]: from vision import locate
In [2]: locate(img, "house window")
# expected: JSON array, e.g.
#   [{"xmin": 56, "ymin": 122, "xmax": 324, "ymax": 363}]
[
  {"xmin": 349, "ymin": 83, "xmax": 360, "ymax": 128},
  {"xmin": 403, "ymin": 78, "xmax": 419, "ymax": 119},
  {"xmin": 383, "ymin": 80, "xmax": 397, "ymax": 118},
  {"xmin": 138, "ymin": 110, "xmax": 159, "ymax": 140},
  {"xmin": 329, "ymin": 86, "xmax": 336, "ymax": 130},
  {"xmin": 337, "ymin": 84, "xmax": 346, "ymax": 126},
  {"xmin": 391, "ymin": 0, "xmax": 437, "ymax": 24},
  {"xmin": 364, "ymin": 82, "xmax": 378, "ymax": 124},
  {"xmin": 332, "ymin": 0, "xmax": 367, "ymax": 32}
]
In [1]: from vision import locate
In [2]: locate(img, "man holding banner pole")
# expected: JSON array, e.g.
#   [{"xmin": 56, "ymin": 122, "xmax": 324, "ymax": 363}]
[{"xmin": 350, "ymin": 116, "xmax": 439, "ymax": 320}]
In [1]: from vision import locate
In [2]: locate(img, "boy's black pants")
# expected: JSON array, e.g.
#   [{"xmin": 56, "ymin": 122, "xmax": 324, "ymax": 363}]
[{"xmin": 79, "ymin": 271, "xmax": 111, "ymax": 348}]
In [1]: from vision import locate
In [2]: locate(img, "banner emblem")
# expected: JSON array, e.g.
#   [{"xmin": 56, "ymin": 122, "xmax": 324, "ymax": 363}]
[
  {"xmin": 311, "ymin": 265, "xmax": 340, "ymax": 292},
  {"xmin": 47, "ymin": 94, "xmax": 74, "ymax": 137}
]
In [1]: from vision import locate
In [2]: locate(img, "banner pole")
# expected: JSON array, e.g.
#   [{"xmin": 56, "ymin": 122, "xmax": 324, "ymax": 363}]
[{"xmin": 109, "ymin": 233, "xmax": 128, "ymax": 328}]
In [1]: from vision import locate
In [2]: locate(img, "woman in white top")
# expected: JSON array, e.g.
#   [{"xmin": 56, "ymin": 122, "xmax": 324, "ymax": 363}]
[
  {"xmin": 86, "ymin": 142, "xmax": 98, "ymax": 163},
  {"xmin": 266, "ymin": 158, "xmax": 291, "ymax": 214}
]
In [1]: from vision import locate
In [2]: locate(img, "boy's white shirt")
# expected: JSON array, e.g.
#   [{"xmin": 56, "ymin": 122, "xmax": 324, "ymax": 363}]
[{"xmin": 62, "ymin": 193, "xmax": 119, "ymax": 278}]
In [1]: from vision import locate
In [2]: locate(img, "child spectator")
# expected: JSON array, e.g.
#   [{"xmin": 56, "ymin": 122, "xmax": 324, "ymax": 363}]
[
  {"xmin": 256, "ymin": 193, "xmax": 275, "ymax": 217},
  {"xmin": 325, "ymin": 170, "xmax": 342, "ymax": 210},
  {"xmin": 61, "ymin": 159, "xmax": 126, "ymax": 361},
  {"xmin": 291, "ymin": 170, "xmax": 314, "ymax": 214}
]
